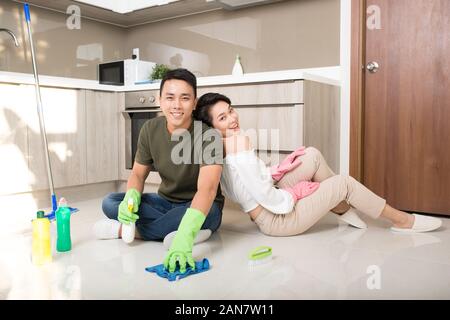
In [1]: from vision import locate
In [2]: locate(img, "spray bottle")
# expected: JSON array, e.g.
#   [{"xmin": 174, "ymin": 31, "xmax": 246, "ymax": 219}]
[
  {"xmin": 121, "ymin": 198, "xmax": 136, "ymax": 244},
  {"xmin": 56, "ymin": 197, "xmax": 72, "ymax": 252},
  {"xmin": 32, "ymin": 211, "xmax": 52, "ymax": 265}
]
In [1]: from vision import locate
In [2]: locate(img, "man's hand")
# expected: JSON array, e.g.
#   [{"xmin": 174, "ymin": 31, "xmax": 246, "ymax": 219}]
[
  {"xmin": 163, "ymin": 208, "xmax": 206, "ymax": 273},
  {"xmin": 118, "ymin": 188, "xmax": 141, "ymax": 225}
]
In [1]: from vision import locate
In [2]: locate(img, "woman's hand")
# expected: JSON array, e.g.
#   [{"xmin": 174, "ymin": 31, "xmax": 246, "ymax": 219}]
[
  {"xmin": 271, "ymin": 146, "xmax": 307, "ymax": 182},
  {"xmin": 283, "ymin": 181, "xmax": 320, "ymax": 201}
]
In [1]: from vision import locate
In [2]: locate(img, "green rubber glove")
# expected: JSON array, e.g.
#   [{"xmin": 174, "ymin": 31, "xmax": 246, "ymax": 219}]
[
  {"xmin": 163, "ymin": 208, "xmax": 206, "ymax": 273},
  {"xmin": 118, "ymin": 188, "xmax": 141, "ymax": 225}
]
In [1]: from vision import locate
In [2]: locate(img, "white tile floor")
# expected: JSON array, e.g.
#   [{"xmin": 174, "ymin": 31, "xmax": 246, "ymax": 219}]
[{"xmin": 1, "ymin": 197, "xmax": 450, "ymax": 300}]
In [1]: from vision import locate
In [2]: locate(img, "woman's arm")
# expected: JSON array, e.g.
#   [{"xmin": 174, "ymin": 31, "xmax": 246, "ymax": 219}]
[
  {"xmin": 223, "ymin": 134, "xmax": 251, "ymax": 155},
  {"xmin": 228, "ymin": 150, "xmax": 295, "ymax": 214}
]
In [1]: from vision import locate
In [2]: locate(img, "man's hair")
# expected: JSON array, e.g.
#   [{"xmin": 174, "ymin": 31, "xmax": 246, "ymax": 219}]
[
  {"xmin": 193, "ymin": 92, "xmax": 232, "ymax": 127},
  {"xmin": 160, "ymin": 68, "xmax": 197, "ymax": 98}
]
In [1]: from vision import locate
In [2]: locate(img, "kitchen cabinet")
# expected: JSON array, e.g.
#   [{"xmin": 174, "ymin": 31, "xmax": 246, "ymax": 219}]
[
  {"xmin": 303, "ymin": 80, "xmax": 340, "ymax": 173},
  {"xmin": 28, "ymin": 86, "xmax": 87, "ymax": 190},
  {"xmin": 198, "ymin": 81, "xmax": 304, "ymax": 154},
  {"xmin": 119, "ymin": 79, "xmax": 341, "ymax": 181},
  {"xmin": 0, "ymin": 83, "xmax": 31, "ymax": 195},
  {"xmin": 120, "ymin": 80, "xmax": 308, "ymax": 182},
  {"xmin": 1, "ymin": 70, "xmax": 340, "ymax": 201},
  {"xmin": 1, "ymin": 84, "xmax": 122, "ymax": 194},
  {"xmin": 233, "ymin": 104, "xmax": 303, "ymax": 152},
  {"xmin": 86, "ymin": 90, "xmax": 119, "ymax": 183},
  {"xmin": 197, "ymin": 81, "xmax": 304, "ymax": 106}
]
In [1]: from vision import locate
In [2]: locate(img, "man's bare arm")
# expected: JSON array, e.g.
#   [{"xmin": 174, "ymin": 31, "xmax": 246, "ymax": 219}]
[
  {"xmin": 190, "ymin": 164, "xmax": 222, "ymax": 215},
  {"xmin": 127, "ymin": 161, "xmax": 152, "ymax": 193}
]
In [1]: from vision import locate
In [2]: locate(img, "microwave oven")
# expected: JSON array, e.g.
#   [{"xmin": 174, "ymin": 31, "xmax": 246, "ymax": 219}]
[{"xmin": 98, "ymin": 59, "xmax": 155, "ymax": 86}]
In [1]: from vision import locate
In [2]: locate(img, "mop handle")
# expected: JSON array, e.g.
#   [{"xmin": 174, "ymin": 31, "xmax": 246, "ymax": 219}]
[
  {"xmin": 24, "ymin": 3, "xmax": 31, "ymax": 21},
  {"xmin": 24, "ymin": 3, "xmax": 57, "ymax": 212}
]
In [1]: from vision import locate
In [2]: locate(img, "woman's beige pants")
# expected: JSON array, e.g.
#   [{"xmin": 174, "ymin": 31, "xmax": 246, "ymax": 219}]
[{"xmin": 254, "ymin": 147, "xmax": 386, "ymax": 236}]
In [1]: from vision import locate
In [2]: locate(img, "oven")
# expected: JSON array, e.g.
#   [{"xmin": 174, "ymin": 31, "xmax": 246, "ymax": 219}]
[{"xmin": 123, "ymin": 90, "xmax": 163, "ymax": 169}]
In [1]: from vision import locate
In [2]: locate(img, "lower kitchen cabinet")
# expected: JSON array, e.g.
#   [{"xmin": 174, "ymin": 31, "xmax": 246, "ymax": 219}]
[
  {"xmin": 0, "ymin": 83, "xmax": 30, "ymax": 195},
  {"xmin": 0, "ymin": 77, "xmax": 339, "ymax": 196},
  {"xmin": 28, "ymin": 86, "xmax": 87, "ymax": 190},
  {"xmin": 86, "ymin": 90, "xmax": 119, "ymax": 184},
  {"xmin": 0, "ymin": 83, "xmax": 121, "ymax": 195}
]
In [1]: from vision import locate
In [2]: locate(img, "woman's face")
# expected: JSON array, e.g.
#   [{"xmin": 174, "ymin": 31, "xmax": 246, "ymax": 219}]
[{"xmin": 209, "ymin": 101, "xmax": 240, "ymax": 137}]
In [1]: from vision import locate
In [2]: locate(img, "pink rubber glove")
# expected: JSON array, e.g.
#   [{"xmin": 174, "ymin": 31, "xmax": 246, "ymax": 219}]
[
  {"xmin": 271, "ymin": 146, "xmax": 307, "ymax": 182},
  {"xmin": 284, "ymin": 181, "xmax": 320, "ymax": 201}
]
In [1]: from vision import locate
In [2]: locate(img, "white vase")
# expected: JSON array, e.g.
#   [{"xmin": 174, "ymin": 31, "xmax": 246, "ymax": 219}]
[{"xmin": 232, "ymin": 54, "xmax": 244, "ymax": 76}]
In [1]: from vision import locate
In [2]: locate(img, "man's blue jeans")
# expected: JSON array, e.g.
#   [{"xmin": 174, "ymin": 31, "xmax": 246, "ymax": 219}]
[{"xmin": 101, "ymin": 192, "xmax": 223, "ymax": 240}]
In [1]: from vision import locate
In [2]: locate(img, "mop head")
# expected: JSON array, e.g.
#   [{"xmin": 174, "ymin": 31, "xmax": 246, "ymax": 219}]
[{"xmin": 45, "ymin": 207, "xmax": 79, "ymax": 221}]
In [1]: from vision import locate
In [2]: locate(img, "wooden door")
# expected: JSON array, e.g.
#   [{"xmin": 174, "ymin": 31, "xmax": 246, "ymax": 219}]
[{"xmin": 363, "ymin": 0, "xmax": 450, "ymax": 215}]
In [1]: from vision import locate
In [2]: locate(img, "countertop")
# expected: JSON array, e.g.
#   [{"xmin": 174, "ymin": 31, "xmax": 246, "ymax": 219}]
[{"xmin": 0, "ymin": 66, "xmax": 340, "ymax": 92}]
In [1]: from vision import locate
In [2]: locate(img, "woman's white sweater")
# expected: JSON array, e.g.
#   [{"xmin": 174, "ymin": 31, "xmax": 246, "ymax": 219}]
[{"xmin": 220, "ymin": 149, "xmax": 294, "ymax": 214}]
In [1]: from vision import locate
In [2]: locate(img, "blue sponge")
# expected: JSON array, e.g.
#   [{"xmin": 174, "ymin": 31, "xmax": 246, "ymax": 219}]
[{"xmin": 145, "ymin": 258, "xmax": 210, "ymax": 282}]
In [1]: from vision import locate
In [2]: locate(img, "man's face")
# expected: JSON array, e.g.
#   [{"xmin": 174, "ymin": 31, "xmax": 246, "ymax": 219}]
[{"xmin": 160, "ymin": 79, "xmax": 197, "ymax": 131}]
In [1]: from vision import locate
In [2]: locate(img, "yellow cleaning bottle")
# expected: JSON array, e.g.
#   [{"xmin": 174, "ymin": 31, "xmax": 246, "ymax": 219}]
[{"xmin": 32, "ymin": 211, "xmax": 52, "ymax": 265}]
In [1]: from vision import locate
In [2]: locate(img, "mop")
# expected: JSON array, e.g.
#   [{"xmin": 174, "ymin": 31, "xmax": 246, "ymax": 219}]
[{"xmin": 23, "ymin": 3, "xmax": 78, "ymax": 220}]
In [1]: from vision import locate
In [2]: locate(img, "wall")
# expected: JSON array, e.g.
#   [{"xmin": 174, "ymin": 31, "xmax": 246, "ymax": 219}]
[
  {"xmin": 0, "ymin": 0, "xmax": 340, "ymax": 79},
  {"xmin": 0, "ymin": 0, "xmax": 127, "ymax": 79}
]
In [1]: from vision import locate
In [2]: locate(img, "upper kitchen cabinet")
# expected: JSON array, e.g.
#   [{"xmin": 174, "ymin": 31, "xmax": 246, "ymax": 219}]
[
  {"xmin": 85, "ymin": 90, "xmax": 120, "ymax": 183},
  {"xmin": 28, "ymin": 86, "xmax": 87, "ymax": 190}
]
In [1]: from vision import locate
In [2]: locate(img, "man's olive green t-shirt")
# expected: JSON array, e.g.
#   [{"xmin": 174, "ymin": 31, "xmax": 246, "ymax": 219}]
[{"xmin": 134, "ymin": 116, "xmax": 224, "ymax": 204}]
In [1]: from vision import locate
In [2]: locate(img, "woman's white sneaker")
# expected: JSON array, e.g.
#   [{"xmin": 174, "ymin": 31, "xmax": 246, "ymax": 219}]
[
  {"xmin": 391, "ymin": 214, "xmax": 442, "ymax": 233},
  {"xmin": 336, "ymin": 208, "xmax": 368, "ymax": 229}
]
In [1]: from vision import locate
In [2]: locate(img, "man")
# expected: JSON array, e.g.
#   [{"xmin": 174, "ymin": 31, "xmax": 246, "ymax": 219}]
[{"xmin": 94, "ymin": 68, "xmax": 224, "ymax": 273}]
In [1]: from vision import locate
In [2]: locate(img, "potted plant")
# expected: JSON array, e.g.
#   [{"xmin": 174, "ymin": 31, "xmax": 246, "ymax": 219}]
[{"xmin": 150, "ymin": 64, "xmax": 172, "ymax": 82}]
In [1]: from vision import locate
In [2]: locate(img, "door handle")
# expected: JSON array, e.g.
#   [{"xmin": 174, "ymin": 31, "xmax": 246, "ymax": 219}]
[{"xmin": 366, "ymin": 61, "xmax": 380, "ymax": 73}]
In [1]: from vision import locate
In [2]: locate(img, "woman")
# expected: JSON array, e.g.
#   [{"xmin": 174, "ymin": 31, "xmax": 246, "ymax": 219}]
[{"xmin": 193, "ymin": 93, "xmax": 442, "ymax": 236}]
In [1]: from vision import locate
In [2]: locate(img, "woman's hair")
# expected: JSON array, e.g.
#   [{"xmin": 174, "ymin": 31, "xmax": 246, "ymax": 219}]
[{"xmin": 194, "ymin": 92, "xmax": 232, "ymax": 127}]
